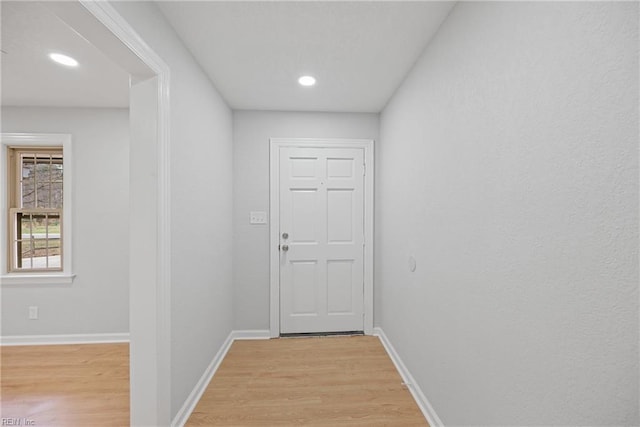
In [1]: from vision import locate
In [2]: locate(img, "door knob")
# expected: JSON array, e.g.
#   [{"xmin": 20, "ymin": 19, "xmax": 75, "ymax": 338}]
[{"xmin": 282, "ymin": 244, "xmax": 289, "ymax": 251}]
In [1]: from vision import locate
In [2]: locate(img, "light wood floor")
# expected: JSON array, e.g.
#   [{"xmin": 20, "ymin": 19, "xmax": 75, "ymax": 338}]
[
  {"xmin": 1, "ymin": 336, "xmax": 426, "ymax": 426},
  {"xmin": 186, "ymin": 335, "xmax": 427, "ymax": 426},
  {"xmin": 1, "ymin": 343, "xmax": 129, "ymax": 426}
]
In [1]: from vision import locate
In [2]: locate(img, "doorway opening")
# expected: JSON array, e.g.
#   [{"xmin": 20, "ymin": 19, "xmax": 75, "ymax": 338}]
[{"xmin": 41, "ymin": 2, "xmax": 171, "ymax": 424}]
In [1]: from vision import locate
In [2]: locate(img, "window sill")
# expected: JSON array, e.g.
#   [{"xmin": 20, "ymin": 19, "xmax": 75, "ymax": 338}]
[{"xmin": 1, "ymin": 273, "xmax": 76, "ymax": 286}]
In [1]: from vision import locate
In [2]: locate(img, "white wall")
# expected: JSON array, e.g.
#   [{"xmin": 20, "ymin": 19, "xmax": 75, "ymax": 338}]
[
  {"xmin": 1, "ymin": 107, "xmax": 129, "ymax": 336},
  {"xmin": 233, "ymin": 111, "xmax": 379, "ymax": 329},
  {"xmin": 378, "ymin": 2, "xmax": 638, "ymax": 425},
  {"xmin": 110, "ymin": 2, "xmax": 234, "ymax": 421}
]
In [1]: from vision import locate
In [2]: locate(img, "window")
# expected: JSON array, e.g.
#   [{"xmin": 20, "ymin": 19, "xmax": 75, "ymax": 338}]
[
  {"xmin": 8, "ymin": 148, "xmax": 63, "ymax": 271},
  {"xmin": 2, "ymin": 134, "xmax": 74, "ymax": 284}
]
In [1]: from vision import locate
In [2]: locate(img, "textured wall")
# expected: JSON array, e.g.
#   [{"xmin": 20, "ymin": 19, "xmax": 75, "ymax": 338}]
[
  {"xmin": 1, "ymin": 107, "xmax": 130, "ymax": 337},
  {"xmin": 232, "ymin": 111, "xmax": 379, "ymax": 330},
  {"xmin": 378, "ymin": 2, "xmax": 638, "ymax": 424}
]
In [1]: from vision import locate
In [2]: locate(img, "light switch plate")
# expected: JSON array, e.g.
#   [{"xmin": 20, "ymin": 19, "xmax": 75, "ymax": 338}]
[{"xmin": 250, "ymin": 211, "xmax": 267, "ymax": 225}]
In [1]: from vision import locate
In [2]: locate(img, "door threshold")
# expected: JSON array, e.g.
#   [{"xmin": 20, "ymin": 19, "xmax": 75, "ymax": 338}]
[{"xmin": 279, "ymin": 331, "xmax": 364, "ymax": 338}]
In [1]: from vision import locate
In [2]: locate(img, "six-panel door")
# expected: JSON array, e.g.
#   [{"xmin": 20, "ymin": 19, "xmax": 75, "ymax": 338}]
[{"xmin": 279, "ymin": 147, "xmax": 365, "ymax": 333}]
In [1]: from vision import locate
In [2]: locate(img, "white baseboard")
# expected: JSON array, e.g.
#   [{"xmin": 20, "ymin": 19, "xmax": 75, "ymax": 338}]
[
  {"xmin": 373, "ymin": 327, "xmax": 443, "ymax": 427},
  {"xmin": 171, "ymin": 329, "xmax": 271, "ymax": 427},
  {"xmin": 0, "ymin": 332, "xmax": 130, "ymax": 346},
  {"xmin": 171, "ymin": 331, "xmax": 234, "ymax": 427},
  {"xmin": 231, "ymin": 329, "xmax": 271, "ymax": 340}
]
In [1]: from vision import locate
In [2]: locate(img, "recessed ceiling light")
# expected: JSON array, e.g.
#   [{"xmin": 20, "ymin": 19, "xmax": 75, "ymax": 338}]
[
  {"xmin": 298, "ymin": 75, "xmax": 316, "ymax": 87},
  {"xmin": 49, "ymin": 53, "xmax": 78, "ymax": 67}
]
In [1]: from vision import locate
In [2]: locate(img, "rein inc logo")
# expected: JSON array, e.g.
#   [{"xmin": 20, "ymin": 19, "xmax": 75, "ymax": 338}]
[{"xmin": 1, "ymin": 419, "xmax": 35, "ymax": 426}]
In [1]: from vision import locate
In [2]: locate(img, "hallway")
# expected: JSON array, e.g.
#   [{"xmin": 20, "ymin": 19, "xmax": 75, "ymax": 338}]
[{"xmin": 187, "ymin": 335, "xmax": 426, "ymax": 426}]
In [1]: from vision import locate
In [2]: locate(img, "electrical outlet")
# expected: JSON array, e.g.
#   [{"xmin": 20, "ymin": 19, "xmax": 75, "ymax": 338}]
[
  {"xmin": 250, "ymin": 211, "xmax": 267, "ymax": 225},
  {"xmin": 28, "ymin": 306, "xmax": 38, "ymax": 320}
]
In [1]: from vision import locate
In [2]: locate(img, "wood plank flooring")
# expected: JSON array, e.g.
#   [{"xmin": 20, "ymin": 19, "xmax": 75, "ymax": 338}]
[
  {"xmin": 1, "ymin": 343, "xmax": 129, "ymax": 426},
  {"xmin": 186, "ymin": 335, "xmax": 427, "ymax": 426},
  {"xmin": 1, "ymin": 336, "xmax": 425, "ymax": 426}
]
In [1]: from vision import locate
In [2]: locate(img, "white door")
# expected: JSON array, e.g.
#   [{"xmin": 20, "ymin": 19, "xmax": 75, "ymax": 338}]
[{"xmin": 279, "ymin": 146, "xmax": 365, "ymax": 334}]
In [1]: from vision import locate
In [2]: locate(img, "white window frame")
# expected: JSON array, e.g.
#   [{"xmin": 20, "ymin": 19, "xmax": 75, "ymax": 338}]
[{"xmin": 1, "ymin": 133, "xmax": 75, "ymax": 285}]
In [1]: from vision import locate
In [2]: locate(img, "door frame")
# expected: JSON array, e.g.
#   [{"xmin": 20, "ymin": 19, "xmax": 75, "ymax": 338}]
[
  {"xmin": 269, "ymin": 138, "xmax": 374, "ymax": 338},
  {"xmin": 47, "ymin": 2, "xmax": 172, "ymax": 424}
]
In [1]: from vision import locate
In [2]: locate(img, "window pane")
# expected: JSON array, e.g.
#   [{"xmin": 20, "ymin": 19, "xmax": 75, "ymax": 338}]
[
  {"xmin": 35, "ymin": 162, "xmax": 50, "ymax": 208},
  {"xmin": 36, "ymin": 182, "xmax": 50, "ymax": 208},
  {"xmin": 52, "ymin": 164, "xmax": 63, "ymax": 182},
  {"xmin": 16, "ymin": 239, "xmax": 34, "ymax": 269},
  {"xmin": 32, "ymin": 239, "xmax": 48, "ymax": 267},
  {"xmin": 21, "ymin": 162, "xmax": 35, "ymax": 208},
  {"xmin": 20, "ymin": 213, "xmax": 34, "ymax": 238},
  {"xmin": 14, "ymin": 212, "xmax": 61, "ymax": 271},
  {"xmin": 20, "ymin": 154, "xmax": 63, "ymax": 209},
  {"xmin": 51, "ymin": 182, "xmax": 63, "ymax": 209},
  {"xmin": 47, "ymin": 238, "xmax": 62, "ymax": 268},
  {"xmin": 46, "ymin": 214, "xmax": 61, "ymax": 237}
]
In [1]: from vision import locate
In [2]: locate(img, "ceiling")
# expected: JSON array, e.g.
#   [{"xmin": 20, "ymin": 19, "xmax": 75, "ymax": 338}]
[
  {"xmin": 1, "ymin": 1, "xmax": 130, "ymax": 108},
  {"xmin": 1, "ymin": 1, "xmax": 454, "ymax": 113},
  {"xmin": 158, "ymin": 1, "xmax": 454, "ymax": 113}
]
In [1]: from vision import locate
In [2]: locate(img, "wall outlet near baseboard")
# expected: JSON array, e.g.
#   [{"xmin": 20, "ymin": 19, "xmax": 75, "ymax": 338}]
[{"xmin": 28, "ymin": 306, "xmax": 38, "ymax": 320}]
